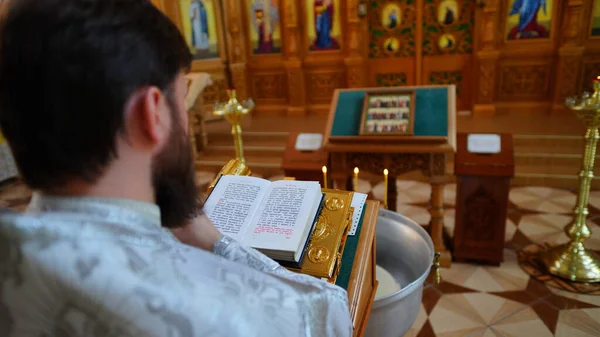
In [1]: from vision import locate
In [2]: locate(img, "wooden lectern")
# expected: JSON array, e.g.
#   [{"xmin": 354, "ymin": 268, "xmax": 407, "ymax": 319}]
[
  {"xmin": 453, "ymin": 133, "xmax": 514, "ymax": 266},
  {"xmin": 323, "ymin": 85, "xmax": 457, "ymax": 267}
]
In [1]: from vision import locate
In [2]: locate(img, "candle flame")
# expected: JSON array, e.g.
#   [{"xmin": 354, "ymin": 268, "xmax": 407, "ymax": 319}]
[
  {"xmin": 384, "ymin": 169, "xmax": 389, "ymax": 176},
  {"xmin": 322, "ymin": 166, "xmax": 327, "ymax": 173},
  {"xmin": 354, "ymin": 167, "xmax": 359, "ymax": 174}
]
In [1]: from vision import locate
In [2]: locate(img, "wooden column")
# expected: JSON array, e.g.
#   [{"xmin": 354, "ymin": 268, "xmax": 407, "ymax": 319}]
[
  {"xmin": 473, "ymin": 0, "xmax": 499, "ymax": 116},
  {"xmin": 283, "ymin": 0, "xmax": 307, "ymax": 115},
  {"xmin": 225, "ymin": 0, "xmax": 249, "ymax": 99},
  {"xmin": 427, "ymin": 154, "xmax": 451, "ymax": 268},
  {"xmin": 344, "ymin": 0, "xmax": 366, "ymax": 88},
  {"xmin": 552, "ymin": 0, "xmax": 585, "ymax": 114}
]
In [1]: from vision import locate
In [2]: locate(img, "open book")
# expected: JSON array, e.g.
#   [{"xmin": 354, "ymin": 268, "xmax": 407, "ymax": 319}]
[{"xmin": 203, "ymin": 175, "xmax": 323, "ymax": 264}]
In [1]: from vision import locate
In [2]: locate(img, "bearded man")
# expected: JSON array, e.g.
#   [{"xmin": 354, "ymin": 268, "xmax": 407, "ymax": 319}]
[{"xmin": 0, "ymin": 0, "xmax": 351, "ymax": 336}]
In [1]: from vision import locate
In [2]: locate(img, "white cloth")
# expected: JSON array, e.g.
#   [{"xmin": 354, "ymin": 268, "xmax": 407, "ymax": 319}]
[{"xmin": 0, "ymin": 194, "xmax": 352, "ymax": 336}]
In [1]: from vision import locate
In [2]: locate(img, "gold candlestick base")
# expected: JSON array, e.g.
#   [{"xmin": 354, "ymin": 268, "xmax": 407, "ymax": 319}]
[
  {"xmin": 540, "ymin": 241, "xmax": 600, "ymax": 282},
  {"xmin": 539, "ymin": 77, "xmax": 600, "ymax": 283}
]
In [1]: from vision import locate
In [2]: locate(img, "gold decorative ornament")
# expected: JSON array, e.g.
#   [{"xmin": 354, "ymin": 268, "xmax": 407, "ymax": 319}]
[
  {"xmin": 325, "ymin": 197, "xmax": 345, "ymax": 211},
  {"xmin": 312, "ymin": 214, "xmax": 332, "ymax": 242},
  {"xmin": 308, "ymin": 246, "xmax": 331, "ymax": 264},
  {"xmin": 213, "ymin": 89, "xmax": 255, "ymax": 164},
  {"xmin": 539, "ymin": 76, "xmax": 600, "ymax": 283}
]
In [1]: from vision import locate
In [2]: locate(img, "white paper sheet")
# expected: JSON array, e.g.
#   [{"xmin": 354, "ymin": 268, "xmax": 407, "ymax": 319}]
[{"xmin": 349, "ymin": 193, "xmax": 368, "ymax": 236}]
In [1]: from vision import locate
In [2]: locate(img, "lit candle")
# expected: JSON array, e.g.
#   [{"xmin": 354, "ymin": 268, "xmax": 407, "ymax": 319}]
[
  {"xmin": 384, "ymin": 169, "xmax": 389, "ymax": 209},
  {"xmin": 354, "ymin": 167, "xmax": 359, "ymax": 192},
  {"xmin": 322, "ymin": 166, "xmax": 328, "ymax": 189}
]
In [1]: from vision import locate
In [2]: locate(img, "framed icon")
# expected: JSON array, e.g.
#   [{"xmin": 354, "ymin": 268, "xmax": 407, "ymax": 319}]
[{"xmin": 360, "ymin": 90, "xmax": 415, "ymax": 136}]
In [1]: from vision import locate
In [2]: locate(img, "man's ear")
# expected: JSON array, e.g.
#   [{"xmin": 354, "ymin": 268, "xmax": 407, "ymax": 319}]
[{"xmin": 124, "ymin": 87, "xmax": 171, "ymax": 152}]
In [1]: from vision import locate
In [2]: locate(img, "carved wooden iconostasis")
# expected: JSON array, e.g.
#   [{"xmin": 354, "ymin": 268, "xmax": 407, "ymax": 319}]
[
  {"xmin": 152, "ymin": 0, "xmax": 600, "ymax": 117},
  {"xmin": 366, "ymin": 0, "xmax": 475, "ymax": 112},
  {"xmin": 475, "ymin": 0, "xmax": 600, "ymax": 115}
]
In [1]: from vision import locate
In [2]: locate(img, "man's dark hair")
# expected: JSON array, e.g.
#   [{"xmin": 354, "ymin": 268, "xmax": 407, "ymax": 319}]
[{"xmin": 0, "ymin": 0, "xmax": 192, "ymax": 190}]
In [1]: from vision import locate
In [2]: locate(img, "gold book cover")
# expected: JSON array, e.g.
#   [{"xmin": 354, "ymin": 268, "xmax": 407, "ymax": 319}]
[{"xmin": 288, "ymin": 189, "xmax": 354, "ymax": 278}]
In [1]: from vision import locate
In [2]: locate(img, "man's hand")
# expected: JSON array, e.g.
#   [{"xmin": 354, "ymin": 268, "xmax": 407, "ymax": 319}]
[{"xmin": 171, "ymin": 213, "xmax": 222, "ymax": 251}]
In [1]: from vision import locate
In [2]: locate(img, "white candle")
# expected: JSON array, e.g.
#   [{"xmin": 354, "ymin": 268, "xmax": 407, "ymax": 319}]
[{"xmin": 384, "ymin": 169, "xmax": 389, "ymax": 209}]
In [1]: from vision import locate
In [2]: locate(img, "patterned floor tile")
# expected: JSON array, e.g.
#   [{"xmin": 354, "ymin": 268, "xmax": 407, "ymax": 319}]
[
  {"xmin": 441, "ymin": 250, "xmax": 530, "ymax": 293},
  {"xmin": 518, "ymin": 213, "xmax": 600, "ymax": 250},
  {"xmin": 404, "ymin": 304, "xmax": 428, "ymax": 337},
  {"xmin": 490, "ymin": 278, "xmax": 600, "ymax": 334},
  {"xmin": 429, "ymin": 293, "xmax": 530, "ymax": 336},
  {"xmin": 509, "ymin": 187, "xmax": 576, "ymax": 214},
  {"xmin": 489, "ymin": 304, "xmax": 554, "ymax": 337},
  {"xmin": 548, "ymin": 288, "xmax": 600, "ymax": 307},
  {"xmin": 555, "ymin": 308, "xmax": 600, "ymax": 337},
  {"xmin": 428, "ymin": 294, "xmax": 489, "ymax": 336}
]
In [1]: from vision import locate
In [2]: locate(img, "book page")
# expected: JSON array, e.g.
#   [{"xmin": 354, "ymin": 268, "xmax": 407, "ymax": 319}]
[
  {"xmin": 349, "ymin": 193, "xmax": 368, "ymax": 236},
  {"xmin": 247, "ymin": 180, "xmax": 320, "ymax": 252},
  {"xmin": 203, "ymin": 175, "xmax": 271, "ymax": 242}
]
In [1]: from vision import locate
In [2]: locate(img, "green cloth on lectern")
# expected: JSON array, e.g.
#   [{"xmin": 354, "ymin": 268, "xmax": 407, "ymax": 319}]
[
  {"xmin": 331, "ymin": 88, "xmax": 449, "ymax": 137},
  {"xmin": 335, "ymin": 203, "xmax": 367, "ymax": 290}
]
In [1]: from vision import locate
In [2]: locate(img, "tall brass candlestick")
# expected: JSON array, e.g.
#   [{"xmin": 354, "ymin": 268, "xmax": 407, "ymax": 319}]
[
  {"xmin": 213, "ymin": 89, "xmax": 254, "ymax": 164},
  {"xmin": 539, "ymin": 76, "xmax": 600, "ymax": 282},
  {"xmin": 322, "ymin": 166, "xmax": 328, "ymax": 189},
  {"xmin": 353, "ymin": 167, "xmax": 359, "ymax": 192},
  {"xmin": 384, "ymin": 169, "xmax": 389, "ymax": 209}
]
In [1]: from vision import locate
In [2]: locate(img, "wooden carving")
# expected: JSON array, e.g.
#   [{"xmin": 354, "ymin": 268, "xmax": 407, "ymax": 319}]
[
  {"xmin": 556, "ymin": 55, "xmax": 582, "ymax": 104},
  {"xmin": 307, "ymin": 71, "xmax": 345, "ymax": 105},
  {"xmin": 368, "ymin": 0, "xmax": 417, "ymax": 59},
  {"xmin": 284, "ymin": 61, "xmax": 306, "ymax": 108},
  {"xmin": 226, "ymin": 0, "xmax": 245, "ymax": 64},
  {"xmin": 477, "ymin": 60, "xmax": 496, "ymax": 103},
  {"xmin": 376, "ymin": 73, "xmax": 408, "ymax": 87},
  {"xmin": 252, "ymin": 73, "xmax": 289, "ymax": 100},
  {"xmin": 230, "ymin": 63, "xmax": 248, "ymax": 99},
  {"xmin": 463, "ymin": 185, "xmax": 497, "ymax": 241},
  {"xmin": 422, "ymin": 0, "xmax": 474, "ymax": 56},
  {"xmin": 499, "ymin": 63, "xmax": 550, "ymax": 99}
]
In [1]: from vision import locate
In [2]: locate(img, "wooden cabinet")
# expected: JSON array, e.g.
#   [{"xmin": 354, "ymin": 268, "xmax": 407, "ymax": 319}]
[{"xmin": 453, "ymin": 133, "xmax": 514, "ymax": 266}]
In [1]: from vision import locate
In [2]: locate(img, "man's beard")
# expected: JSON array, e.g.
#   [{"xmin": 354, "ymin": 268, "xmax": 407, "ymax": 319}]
[{"xmin": 151, "ymin": 106, "xmax": 200, "ymax": 228}]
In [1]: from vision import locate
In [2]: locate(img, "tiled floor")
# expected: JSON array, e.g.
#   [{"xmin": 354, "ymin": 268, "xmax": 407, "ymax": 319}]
[{"xmin": 2, "ymin": 174, "xmax": 600, "ymax": 337}]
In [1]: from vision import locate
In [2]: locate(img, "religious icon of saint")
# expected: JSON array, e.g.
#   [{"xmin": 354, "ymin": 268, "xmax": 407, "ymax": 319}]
[
  {"xmin": 250, "ymin": 1, "xmax": 280, "ymax": 54},
  {"xmin": 383, "ymin": 37, "xmax": 399, "ymax": 54},
  {"xmin": 381, "ymin": 4, "xmax": 402, "ymax": 31},
  {"xmin": 190, "ymin": 0, "xmax": 209, "ymax": 51},
  {"xmin": 507, "ymin": 0, "xmax": 549, "ymax": 40},
  {"xmin": 438, "ymin": 34, "xmax": 456, "ymax": 51},
  {"xmin": 311, "ymin": 0, "xmax": 339, "ymax": 50},
  {"xmin": 442, "ymin": 6, "xmax": 455, "ymax": 24},
  {"xmin": 388, "ymin": 8, "xmax": 399, "ymax": 29}
]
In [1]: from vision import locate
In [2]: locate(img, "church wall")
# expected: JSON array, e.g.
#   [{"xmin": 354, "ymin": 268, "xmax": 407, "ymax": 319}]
[
  {"xmin": 475, "ymin": 0, "xmax": 600, "ymax": 115},
  {"xmin": 156, "ymin": 0, "xmax": 600, "ymax": 117}
]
